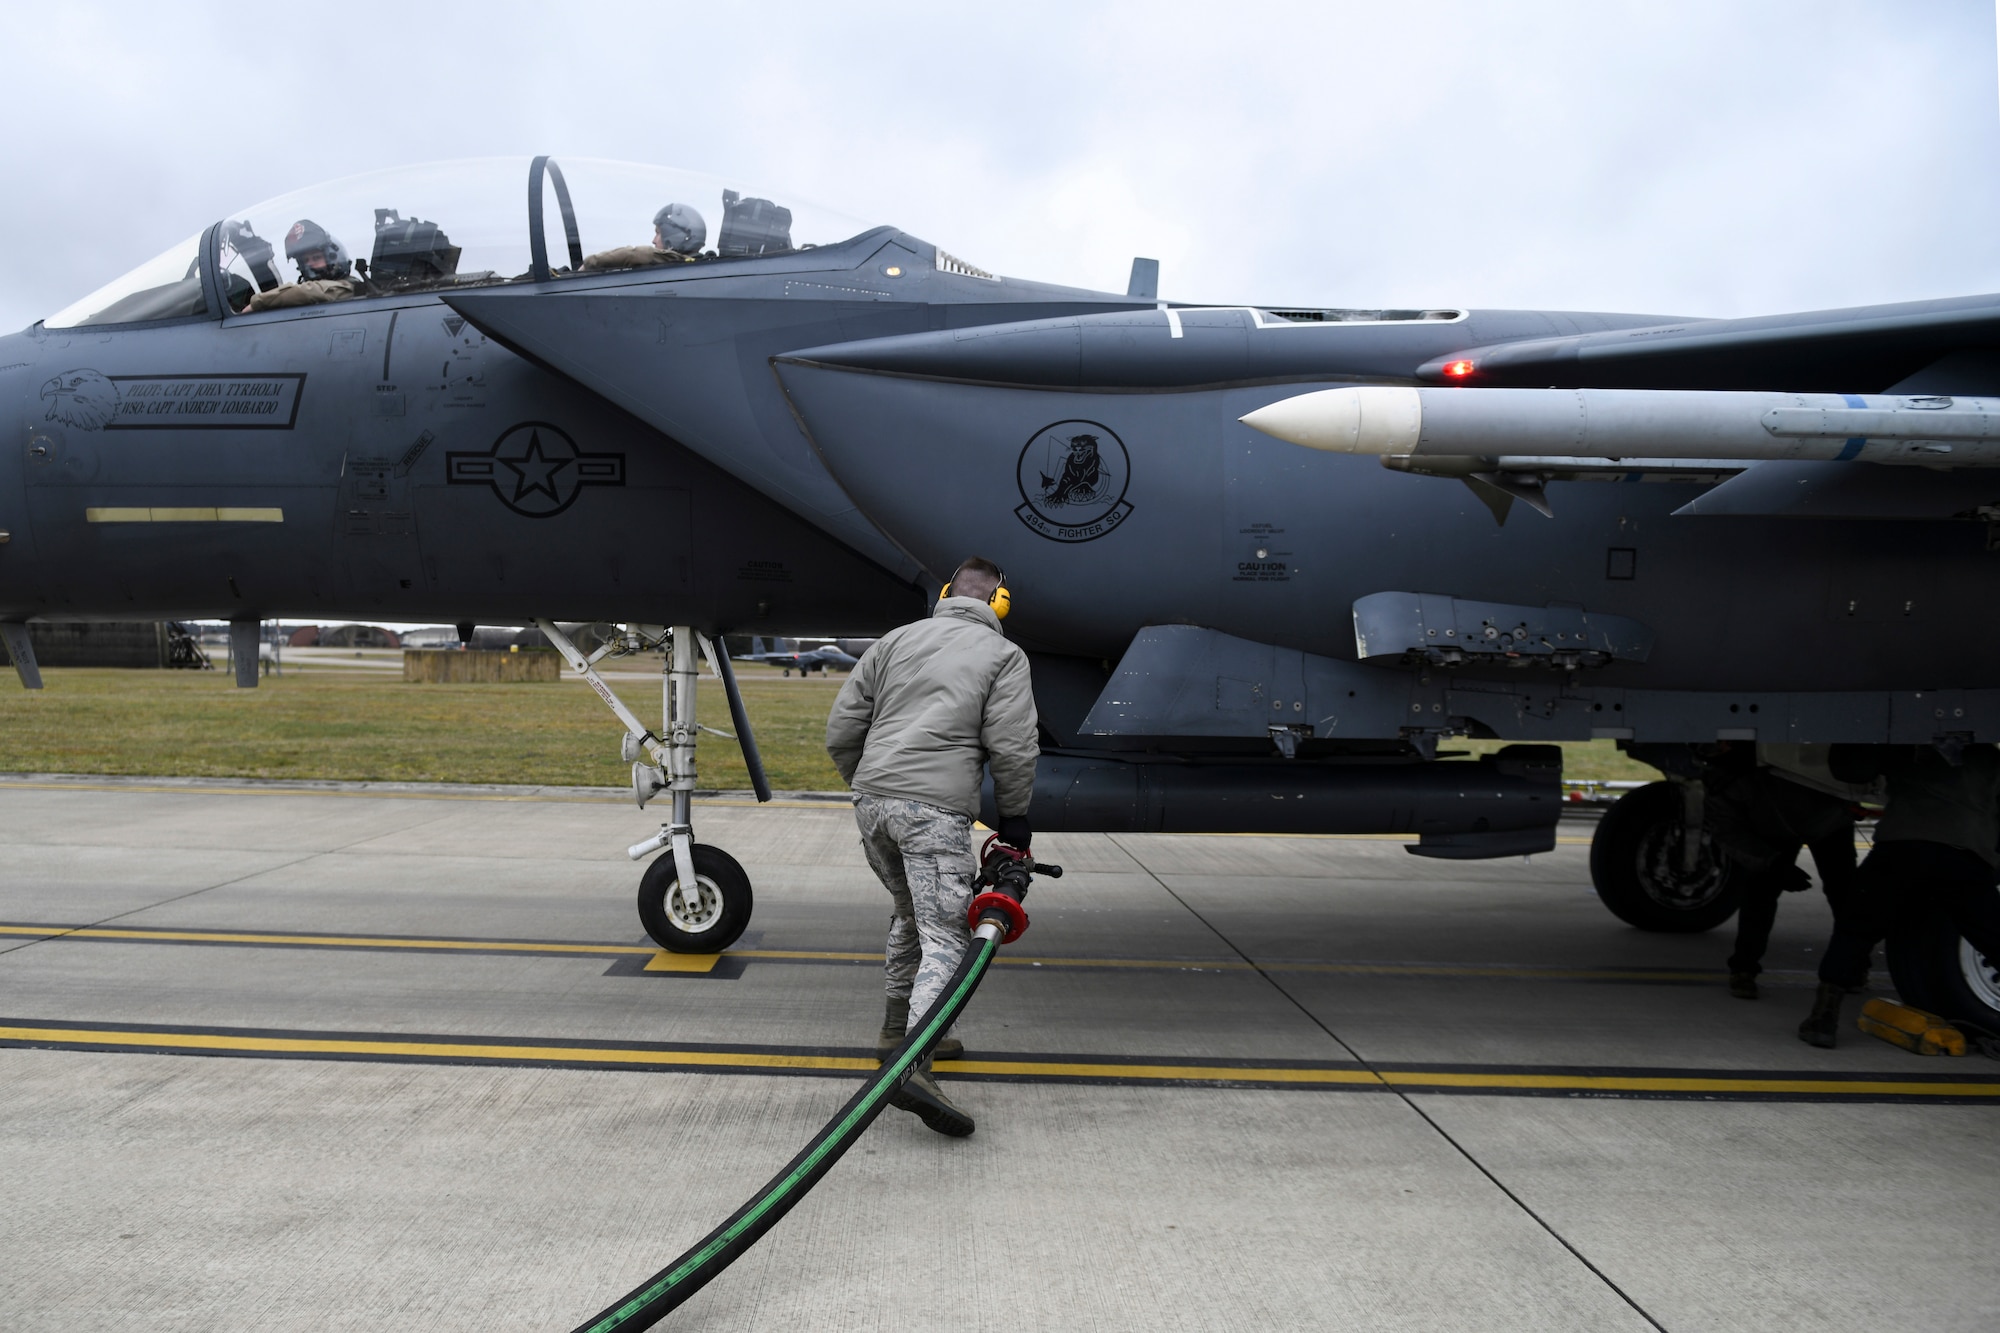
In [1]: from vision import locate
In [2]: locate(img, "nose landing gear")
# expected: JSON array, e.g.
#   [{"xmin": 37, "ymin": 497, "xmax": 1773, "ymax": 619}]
[
  {"xmin": 537, "ymin": 619, "xmax": 769, "ymax": 953},
  {"xmin": 636, "ymin": 841, "xmax": 754, "ymax": 953}
]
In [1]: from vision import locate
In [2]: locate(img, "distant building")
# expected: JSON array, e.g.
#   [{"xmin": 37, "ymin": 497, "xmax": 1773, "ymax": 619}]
[
  {"xmin": 287, "ymin": 625, "xmax": 320, "ymax": 648},
  {"xmin": 317, "ymin": 624, "xmax": 402, "ymax": 649}
]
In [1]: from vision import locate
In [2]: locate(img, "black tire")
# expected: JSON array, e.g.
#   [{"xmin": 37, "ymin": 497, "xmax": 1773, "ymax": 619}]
[
  {"xmin": 637, "ymin": 843, "xmax": 753, "ymax": 953},
  {"xmin": 1886, "ymin": 912, "xmax": 2000, "ymax": 1031},
  {"xmin": 1589, "ymin": 781, "xmax": 1741, "ymax": 933}
]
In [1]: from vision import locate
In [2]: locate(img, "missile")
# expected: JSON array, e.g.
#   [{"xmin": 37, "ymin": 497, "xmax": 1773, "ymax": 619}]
[{"xmin": 1238, "ymin": 387, "xmax": 2000, "ymax": 466}]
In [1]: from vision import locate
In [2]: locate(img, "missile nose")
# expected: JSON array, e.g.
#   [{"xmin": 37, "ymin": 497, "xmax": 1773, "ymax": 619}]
[{"xmin": 1239, "ymin": 386, "xmax": 1422, "ymax": 454}]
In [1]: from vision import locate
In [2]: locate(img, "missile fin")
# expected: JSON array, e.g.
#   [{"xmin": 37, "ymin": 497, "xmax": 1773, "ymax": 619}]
[
  {"xmin": 1459, "ymin": 476, "xmax": 1514, "ymax": 526},
  {"xmin": 1470, "ymin": 471, "xmax": 1554, "ymax": 519}
]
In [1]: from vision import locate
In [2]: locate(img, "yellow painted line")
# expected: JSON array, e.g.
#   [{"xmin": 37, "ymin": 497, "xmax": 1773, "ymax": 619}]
[
  {"xmin": 3, "ymin": 1024, "xmax": 1995, "ymax": 1099},
  {"xmin": 0, "ymin": 1025, "xmax": 877, "ymax": 1072},
  {"xmin": 997, "ymin": 953, "xmax": 1251, "ymax": 971},
  {"xmin": 1269, "ymin": 961, "xmax": 1711, "ymax": 982},
  {"xmin": 84, "ymin": 507, "xmax": 283, "ymax": 523},
  {"xmin": 733, "ymin": 948, "xmax": 881, "ymax": 963},
  {"xmin": 1373, "ymin": 1070, "xmax": 2000, "ymax": 1098},
  {"xmin": 0, "ymin": 924, "xmax": 657, "ymax": 956},
  {"xmin": 945, "ymin": 1058, "xmax": 1382, "ymax": 1085},
  {"xmin": 0, "ymin": 924, "xmax": 1736, "ymax": 984},
  {"xmin": 0, "ymin": 779, "xmax": 838, "ymax": 810}
]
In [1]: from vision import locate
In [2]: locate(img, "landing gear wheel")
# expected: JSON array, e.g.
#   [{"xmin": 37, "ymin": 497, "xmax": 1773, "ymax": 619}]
[
  {"xmin": 1886, "ymin": 913, "xmax": 2000, "ymax": 1031},
  {"xmin": 638, "ymin": 843, "xmax": 753, "ymax": 953},
  {"xmin": 1589, "ymin": 781, "xmax": 1740, "ymax": 933}
]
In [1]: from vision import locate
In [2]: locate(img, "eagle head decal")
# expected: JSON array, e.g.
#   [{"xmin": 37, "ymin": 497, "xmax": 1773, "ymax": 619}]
[{"xmin": 40, "ymin": 368, "xmax": 119, "ymax": 430}]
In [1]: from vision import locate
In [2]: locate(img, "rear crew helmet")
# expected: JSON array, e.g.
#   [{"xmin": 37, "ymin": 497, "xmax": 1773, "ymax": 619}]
[
  {"xmin": 653, "ymin": 203, "xmax": 706, "ymax": 255},
  {"xmin": 284, "ymin": 218, "xmax": 351, "ymax": 280}
]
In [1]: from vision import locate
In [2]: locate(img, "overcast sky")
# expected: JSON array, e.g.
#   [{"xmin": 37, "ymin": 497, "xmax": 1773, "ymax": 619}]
[{"xmin": 3, "ymin": 1, "xmax": 1995, "ymax": 331}]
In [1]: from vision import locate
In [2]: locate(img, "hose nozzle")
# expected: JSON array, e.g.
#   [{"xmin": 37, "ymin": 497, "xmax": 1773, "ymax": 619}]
[{"xmin": 969, "ymin": 836, "xmax": 1058, "ymax": 944}]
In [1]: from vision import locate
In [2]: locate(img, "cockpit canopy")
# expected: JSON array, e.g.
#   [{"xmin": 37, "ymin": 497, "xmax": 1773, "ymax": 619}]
[{"xmin": 45, "ymin": 157, "xmax": 873, "ymax": 329}]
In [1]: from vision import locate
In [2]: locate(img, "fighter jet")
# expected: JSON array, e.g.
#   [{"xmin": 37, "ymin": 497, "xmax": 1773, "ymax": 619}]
[
  {"xmin": 3, "ymin": 156, "xmax": 1995, "ymax": 1026},
  {"xmin": 735, "ymin": 637, "xmax": 858, "ymax": 676}
]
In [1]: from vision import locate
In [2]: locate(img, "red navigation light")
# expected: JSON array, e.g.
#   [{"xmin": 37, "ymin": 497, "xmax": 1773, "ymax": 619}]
[{"xmin": 1441, "ymin": 359, "xmax": 1476, "ymax": 379}]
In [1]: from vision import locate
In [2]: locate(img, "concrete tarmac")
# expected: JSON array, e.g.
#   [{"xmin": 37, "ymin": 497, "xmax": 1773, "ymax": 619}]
[{"xmin": 1, "ymin": 775, "xmax": 1994, "ymax": 1331}]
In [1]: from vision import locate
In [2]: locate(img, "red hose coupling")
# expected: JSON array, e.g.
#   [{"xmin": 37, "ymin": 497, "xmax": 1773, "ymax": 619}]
[{"xmin": 969, "ymin": 890, "xmax": 1029, "ymax": 945}]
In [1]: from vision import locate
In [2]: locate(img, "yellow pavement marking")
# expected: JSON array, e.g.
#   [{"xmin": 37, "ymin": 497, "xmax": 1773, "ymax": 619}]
[
  {"xmin": 2, "ymin": 1024, "xmax": 1994, "ymax": 1099},
  {"xmin": 1372, "ymin": 1070, "xmax": 2000, "ymax": 1098},
  {"xmin": 0, "ymin": 923, "xmax": 1746, "ymax": 984},
  {"xmin": 0, "ymin": 778, "xmax": 836, "ymax": 810},
  {"xmin": 940, "ymin": 1060, "xmax": 2000, "ymax": 1098},
  {"xmin": 0, "ymin": 1025, "xmax": 876, "ymax": 1072},
  {"xmin": 0, "ymin": 924, "xmax": 658, "ymax": 956},
  {"xmin": 944, "ymin": 1058, "xmax": 1380, "ymax": 1086}
]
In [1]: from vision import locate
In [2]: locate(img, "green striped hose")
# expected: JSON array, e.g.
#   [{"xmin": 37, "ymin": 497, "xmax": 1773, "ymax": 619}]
[{"xmin": 571, "ymin": 929, "xmax": 1003, "ymax": 1332}]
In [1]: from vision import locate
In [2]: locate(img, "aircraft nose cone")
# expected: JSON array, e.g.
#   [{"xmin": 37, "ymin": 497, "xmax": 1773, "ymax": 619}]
[{"xmin": 1239, "ymin": 386, "xmax": 1422, "ymax": 454}]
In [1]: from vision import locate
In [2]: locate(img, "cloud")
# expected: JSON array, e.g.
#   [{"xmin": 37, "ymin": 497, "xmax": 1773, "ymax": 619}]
[{"xmin": 1, "ymin": 0, "xmax": 1993, "ymax": 330}]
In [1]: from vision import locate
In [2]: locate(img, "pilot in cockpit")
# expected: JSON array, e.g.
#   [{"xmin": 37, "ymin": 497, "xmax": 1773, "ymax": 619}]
[
  {"xmin": 241, "ymin": 219, "xmax": 368, "ymax": 311},
  {"xmin": 578, "ymin": 202, "xmax": 707, "ymax": 272}
]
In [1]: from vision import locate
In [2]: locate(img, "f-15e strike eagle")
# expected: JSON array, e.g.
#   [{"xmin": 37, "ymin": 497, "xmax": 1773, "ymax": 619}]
[{"xmin": 3, "ymin": 156, "xmax": 1996, "ymax": 1024}]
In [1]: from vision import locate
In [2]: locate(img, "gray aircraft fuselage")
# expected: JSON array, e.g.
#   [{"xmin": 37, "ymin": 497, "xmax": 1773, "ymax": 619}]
[
  {"xmin": 0, "ymin": 289, "xmax": 924, "ymax": 632},
  {"xmin": 7, "ymin": 172, "xmax": 2000, "ymax": 764}
]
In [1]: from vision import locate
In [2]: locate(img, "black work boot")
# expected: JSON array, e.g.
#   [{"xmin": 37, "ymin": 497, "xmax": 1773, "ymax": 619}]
[
  {"xmin": 1728, "ymin": 971, "xmax": 1759, "ymax": 1000},
  {"xmin": 875, "ymin": 996, "xmax": 963, "ymax": 1062},
  {"xmin": 889, "ymin": 1059, "xmax": 975, "ymax": 1137},
  {"xmin": 1798, "ymin": 982, "xmax": 1845, "ymax": 1048}
]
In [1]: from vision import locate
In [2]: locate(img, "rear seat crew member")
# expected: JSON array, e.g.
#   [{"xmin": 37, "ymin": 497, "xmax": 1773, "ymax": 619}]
[
  {"xmin": 578, "ymin": 202, "xmax": 707, "ymax": 272},
  {"xmin": 825, "ymin": 556, "xmax": 1039, "ymax": 1138}
]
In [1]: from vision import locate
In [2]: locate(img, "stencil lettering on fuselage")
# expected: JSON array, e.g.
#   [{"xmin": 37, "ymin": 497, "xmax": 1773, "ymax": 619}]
[
  {"xmin": 430, "ymin": 322, "xmax": 489, "ymax": 407},
  {"xmin": 39, "ymin": 369, "xmax": 305, "ymax": 431}
]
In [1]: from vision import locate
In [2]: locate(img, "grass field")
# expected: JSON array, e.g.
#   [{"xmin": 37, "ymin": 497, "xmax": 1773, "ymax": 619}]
[
  {"xmin": 0, "ymin": 664, "xmax": 849, "ymax": 790},
  {"xmin": 0, "ymin": 663, "xmax": 1662, "ymax": 789}
]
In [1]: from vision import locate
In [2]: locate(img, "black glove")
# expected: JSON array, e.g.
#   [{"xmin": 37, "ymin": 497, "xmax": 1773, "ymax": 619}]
[
  {"xmin": 1782, "ymin": 865, "xmax": 1813, "ymax": 894},
  {"xmin": 997, "ymin": 814, "xmax": 1032, "ymax": 850}
]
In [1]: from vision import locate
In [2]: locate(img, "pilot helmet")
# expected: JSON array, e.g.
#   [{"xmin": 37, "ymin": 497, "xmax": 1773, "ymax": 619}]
[
  {"xmin": 284, "ymin": 218, "xmax": 351, "ymax": 281},
  {"xmin": 652, "ymin": 203, "xmax": 706, "ymax": 255}
]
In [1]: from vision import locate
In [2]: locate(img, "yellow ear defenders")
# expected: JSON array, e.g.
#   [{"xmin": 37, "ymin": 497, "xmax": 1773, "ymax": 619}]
[{"xmin": 939, "ymin": 575, "xmax": 1012, "ymax": 620}]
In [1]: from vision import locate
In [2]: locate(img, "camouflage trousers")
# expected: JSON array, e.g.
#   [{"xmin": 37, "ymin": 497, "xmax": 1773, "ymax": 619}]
[{"xmin": 853, "ymin": 794, "xmax": 976, "ymax": 1022}]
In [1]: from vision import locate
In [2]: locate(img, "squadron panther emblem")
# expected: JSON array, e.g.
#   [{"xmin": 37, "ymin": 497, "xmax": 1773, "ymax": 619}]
[{"xmin": 1013, "ymin": 419, "xmax": 1134, "ymax": 543}]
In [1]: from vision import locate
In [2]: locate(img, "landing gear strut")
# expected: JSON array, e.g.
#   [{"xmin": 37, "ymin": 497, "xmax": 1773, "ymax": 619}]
[{"xmin": 537, "ymin": 620, "xmax": 770, "ymax": 953}]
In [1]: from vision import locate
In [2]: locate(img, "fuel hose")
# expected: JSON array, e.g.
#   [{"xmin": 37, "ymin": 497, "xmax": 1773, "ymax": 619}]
[{"xmin": 570, "ymin": 847, "xmax": 1052, "ymax": 1333}]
